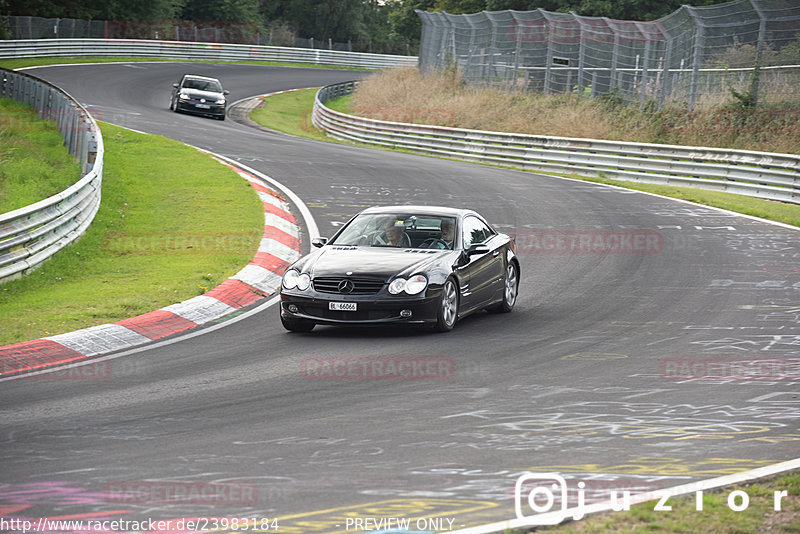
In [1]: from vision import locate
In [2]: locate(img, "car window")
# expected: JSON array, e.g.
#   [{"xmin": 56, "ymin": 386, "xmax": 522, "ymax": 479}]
[
  {"xmin": 330, "ymin": 213, "xmax": 457, "ymax": 249},
  {"xmin": 182, "ymin": 78, "xmax": 221, "ymax": 92},
  {"xmin": 462, "ymin": 216, "xmax": 494, "ymax": 248}
]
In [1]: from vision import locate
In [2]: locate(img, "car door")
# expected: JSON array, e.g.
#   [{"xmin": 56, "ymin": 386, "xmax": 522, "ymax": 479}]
[{"xmin": 458, "ymin": 215, "xmax": 504, "ymax": 311}]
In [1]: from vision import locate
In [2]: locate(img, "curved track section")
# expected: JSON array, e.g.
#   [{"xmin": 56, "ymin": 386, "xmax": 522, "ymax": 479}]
[{"xmin": 1, "ymin": 62, "xmax": 798, "ymax": 530}]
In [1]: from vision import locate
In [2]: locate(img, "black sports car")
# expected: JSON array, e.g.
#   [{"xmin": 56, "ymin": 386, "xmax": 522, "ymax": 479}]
[
  {"xmin": 279, "ymin": 206, "xmax": 519, "ymax": 332},
  {"xmin": 170, "ymin": 74, "xmax": 229, "ymax": 120}
]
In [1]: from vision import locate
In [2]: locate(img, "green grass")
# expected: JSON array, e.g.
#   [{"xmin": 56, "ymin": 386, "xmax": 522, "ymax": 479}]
[
  {"xmin": 524, "ymin": 471, "xmax": 800, "ymax": 533},
  {"xmin": 250, "ymin": 89, "xmax": 330, "ymax": 140},
  {"xmin": 0, "ymin": 98, "xmax": 81, "ymax": 213},
  {"xmin": 0, "ymin": 56, "xmax": 367, "ymax": 71},
  {"xmin": 249, "ymin": 90, "xmax": 800, "ymax": 229},
  {"xmin": 0, "ymin": 123, "xmax": 263, "ymax": 346}
]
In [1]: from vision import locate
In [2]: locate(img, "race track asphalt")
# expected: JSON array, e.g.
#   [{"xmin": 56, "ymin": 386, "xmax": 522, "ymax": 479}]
[{"xmin": 1, "ymin": 62, "xmax": 798, "ymax": 531}]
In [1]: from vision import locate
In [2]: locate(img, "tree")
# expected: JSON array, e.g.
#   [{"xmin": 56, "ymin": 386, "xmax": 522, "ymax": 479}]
[{"xmin": 180, "ymin": 0, "xmax": 259, "ymax": 22}]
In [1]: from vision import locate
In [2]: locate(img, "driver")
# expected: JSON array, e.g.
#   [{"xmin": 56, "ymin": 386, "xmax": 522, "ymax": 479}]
[{"xmin": 427, "ymin": 219, "xmax": 455, "ymax": 249}]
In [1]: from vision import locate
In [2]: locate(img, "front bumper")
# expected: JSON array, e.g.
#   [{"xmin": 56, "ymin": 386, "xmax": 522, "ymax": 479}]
[
  {"xmin": 280, "ymin": 289, "xmax": 442, "ymax": 326},
  {"xmin": 175, "ymin": 100, "xmax": 226, "ymax": 117}
]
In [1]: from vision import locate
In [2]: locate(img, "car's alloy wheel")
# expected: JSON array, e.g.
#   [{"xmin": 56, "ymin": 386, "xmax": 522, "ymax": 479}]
[
  {"xmin": 489, "ymin": 261, "xmax": 518, "ymax": 313},
  {"xmin": 434, "ymin": 278, "xmax": 458, "ymax": 332},
  {"xmin": 503, "ymin": 262, "xmax": 518, "ymax": 309}
]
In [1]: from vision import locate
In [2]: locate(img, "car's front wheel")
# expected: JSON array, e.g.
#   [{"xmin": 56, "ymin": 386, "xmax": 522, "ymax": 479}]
[
  {"xmin": 433, "ymin": 278, "xmax": 459, "ymax": 332},
  {"xmin": 281, "ymin": 315, "xmax": 315, "ymax": 333}
]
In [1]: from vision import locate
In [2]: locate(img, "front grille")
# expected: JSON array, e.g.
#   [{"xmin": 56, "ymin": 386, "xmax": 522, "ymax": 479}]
[
  {"xmin": 313, "ymin": 277, "xmax": 385, "ymax": 295},
  {"xmin": 305, "ymin": 307, "xmax": 397, "ymax": 321}
]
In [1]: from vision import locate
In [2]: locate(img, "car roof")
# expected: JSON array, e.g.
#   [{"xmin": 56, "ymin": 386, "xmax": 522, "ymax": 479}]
[
  {"xmin": 182, "ymin": 74, "xmax": 221, "ymax": 82},
  {"xmin": 360, "ymin": 205, "xmax": 477, "ymax": 218}
]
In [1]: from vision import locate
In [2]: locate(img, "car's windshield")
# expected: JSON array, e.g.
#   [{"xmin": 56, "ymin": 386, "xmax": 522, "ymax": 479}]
[
  {"xmin": 183, "ymin": 78, "xmax": 222, "ymax": 92},
  {"xmin": 330, "ymin": 214, "xmax": 457, "ymax": 250}
]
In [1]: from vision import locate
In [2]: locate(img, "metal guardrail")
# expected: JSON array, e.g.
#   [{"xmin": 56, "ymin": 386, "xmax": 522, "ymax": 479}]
[
  {"xmin": 0, "ymin": 68, "xmax": 104, "ymax": 284},
  {"xmin": 313, "ymin": 81, "xmax": 800, "ymax": 205},
  {"xmin": 0, "ymin": 39, "xmax": 418, "ymax": 69}
]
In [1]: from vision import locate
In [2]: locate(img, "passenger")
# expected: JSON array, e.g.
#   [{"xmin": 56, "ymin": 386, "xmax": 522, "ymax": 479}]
[{"xmin": 375, "ymin": 219, "xmax": 411, "ymax": 247}]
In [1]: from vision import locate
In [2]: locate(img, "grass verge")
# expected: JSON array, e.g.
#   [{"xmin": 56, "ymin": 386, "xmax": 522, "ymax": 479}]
[
  {"xmin": 517, "ymin": 470, "xmax": 800, "ymax": 533},
  {"xmin": 249, "ymin": 89, "xmax": 329, "ymax": 140},
  {"xmin": 0, "ymin": 98, "xmax": 81, "ymax": 213},
  {"xmin": 249, "ymin": 89, "xmax": 800, "ymax": 228},
  {"xmin": 0, "ymin": 123, "xmax": 263, "ymax": 346}
]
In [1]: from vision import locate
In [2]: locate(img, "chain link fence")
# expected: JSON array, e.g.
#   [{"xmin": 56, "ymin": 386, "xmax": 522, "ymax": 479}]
[
  {"xmin": 6, "ymin": 16, "xmax": 368, "ymax": 52},
  {"xmin": 416, "ymin": 0, "xmax": 800, "ymax": 109}
]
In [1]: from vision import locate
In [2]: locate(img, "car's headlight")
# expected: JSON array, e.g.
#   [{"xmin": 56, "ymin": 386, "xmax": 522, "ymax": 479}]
[
  {"xmin": 388, "ymin": 278, "xmax": 406, "ymax": 295},
  {"xmin": 215, "ymin": 97, "xmax": 226, "ymax": 104},
  {"xmin": 296, "ymin": 273, "xmax": 311, "ymax": 290},
  {"xmin": 388, "ymin": 275, "xmax": 427, "ymax": 295},
  {"xmin": 179, "ymin": 92, "xmax": 190, "ymax": 100},
  {"xmin": 283, "ymin": 270, "xmax": 311, "ymax": 291},
  {"xmin": 282, "ymin": 269, "xmax": 300, "ymax": 289},
  {"xmin": 404, "ymin": 274, "xmax": 428, "ymax": 295}
]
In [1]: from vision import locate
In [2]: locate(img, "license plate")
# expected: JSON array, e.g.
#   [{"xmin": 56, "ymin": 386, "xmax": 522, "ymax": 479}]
[
  {"xmin": 196, "ymin": 103, "xmax": 211, "ymax": 109},
  {"xmin": 329, "ymin": 302, "xmax": 357, "ymax": 311}
]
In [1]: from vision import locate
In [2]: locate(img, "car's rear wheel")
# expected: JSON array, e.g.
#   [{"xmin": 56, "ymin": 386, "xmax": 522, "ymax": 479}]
[
  {"xmin": 281, "ymin": 315, "xmax": 315, "ymax": 333},
  {"xmin": 489, "ymin": 261, "xmax": 519, "ymax": 313},
  {"xmin": 433, "ymin": 278, "xmax": 458, "ymax": 332}
]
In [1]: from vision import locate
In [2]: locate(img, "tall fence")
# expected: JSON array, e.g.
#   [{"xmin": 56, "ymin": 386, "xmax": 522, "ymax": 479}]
[
  {"xmin": 0, "ymin": 68, "xmax": 104, "ymax": 284},
  {"xmin": 416, "ymin": 0, "xmax": 800, "ymax": 109}
]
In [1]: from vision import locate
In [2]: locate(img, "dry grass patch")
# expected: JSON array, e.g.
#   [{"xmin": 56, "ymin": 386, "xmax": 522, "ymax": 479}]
[{"xmin": 351, "ymin": 67, "xmax": 800, "ymax": 154}]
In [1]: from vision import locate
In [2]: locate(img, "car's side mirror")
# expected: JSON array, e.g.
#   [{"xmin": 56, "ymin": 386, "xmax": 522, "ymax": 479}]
[
  {"xmin": 465, "ymin": 244, "xmax": 490, "ymax": 257},
  {"xmin": 312, "ymin": 237, "xmax": 328, "ymax": 248},
  {"xmin": 173, "ymin": 83, "xmax": 179, "ymax": 88},
  {"xmin": 223, "ymin": 90, "xmax": 230, "ymax": 95}
]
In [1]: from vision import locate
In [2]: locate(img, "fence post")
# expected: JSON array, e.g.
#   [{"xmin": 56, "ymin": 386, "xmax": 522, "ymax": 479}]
[
  {"xmin": 487, "ymin": 14, "xmax": 498, "ymax": 88},
  {"xmin": 606, "ymin": 18, "xmax": 620, "ymax": 93},
  {"xmin": 541, "ymin": 9, "xmax": 554, "ymax": 94},
  {"xmin": 748, "ymin": 0, "xmax": 767, "ymax": 107},
  {"xmin": 659, "ymin": 33, "xmax": 674, "ymax": 109},
  {"xmin": 636, "ymin": 22, "xmax": 651, "ymax": 106},
  {"xmin": 572, "ymin": 12, "xmax": 586, "ymax": 94},
  {"xmin": 684, "ymin": 5, "xmax": 704, "ymax": 110}
]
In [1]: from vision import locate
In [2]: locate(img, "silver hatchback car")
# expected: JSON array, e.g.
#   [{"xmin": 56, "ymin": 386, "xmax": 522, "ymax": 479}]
[{"xmin": 170, "ymin": 74, "xmax": 229, "ymax": 120}]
